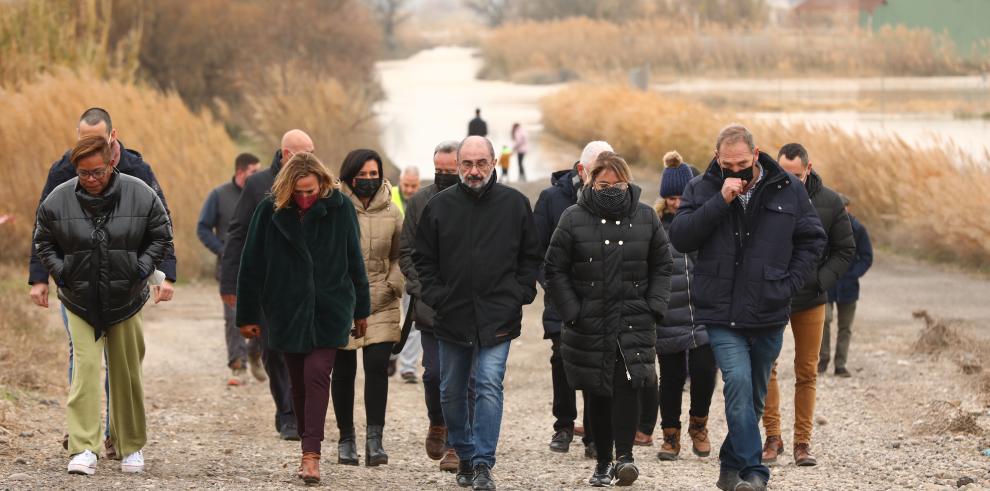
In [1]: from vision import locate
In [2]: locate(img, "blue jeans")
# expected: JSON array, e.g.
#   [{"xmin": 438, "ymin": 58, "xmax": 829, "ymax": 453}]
[
  {"xmin": 708, "ymin": 326, "xmax": 784, "ymax": 483},
  {"xmin": 438, "ymin": 339, "xmax": 511, "ymax": 468},
  {"xmin": 62, "ymin": 305, "xmax": 111, "ymax": 439}
]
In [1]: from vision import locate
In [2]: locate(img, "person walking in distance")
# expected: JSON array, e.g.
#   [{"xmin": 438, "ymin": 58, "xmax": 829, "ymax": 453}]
[
  {"xmin": 413, "ymin": 135, "xmax": 542, "ymax": 490},
  {"xmin": 197, "ymin": 153, "xmax": 263, "ymax": 386},
  {"xmin": 236, "ymin": 152, "xmax": 370, "ymax": 485},
  {"xmin": 545, "ymin": 151, "xmax": 673, "ymax": 487},
  {"xmin": 819, "ymin": 194, "xmax": 873, "ymax": 378},
  {"xmin": 534, "ymin": 141, "xmax": 614, "ymax": 458},
  {"xmin": 398, "ymin": 141, "xmax": 472, "ymax": 472},
  {"xmin": 761, "ymin": 143, "xmax": 855, "ymax": 467},
  {"xmin": 651, "ymin": 157, "xmax": 718, "ymax": 462},
  {"xmin": 331, "ymin": 149, "xmax": 404, "ymax": 467},
  {"xmin": 468, "ymin": 108, "xmax": 488, "ymax": 137},
  {"xmin": 511, "ymin": 123, "xmax": 528, "ymax": 182},
  {"xmin": 221, "ymin": 129, "xmax": 316, "ymax": 441},
  {"xmin": 35, "ymin": 135, "xmax": 174, "ymax": 475},
  {"xmin": 669, "ymin": 124, "xmax": 826, "ymax": 491}
]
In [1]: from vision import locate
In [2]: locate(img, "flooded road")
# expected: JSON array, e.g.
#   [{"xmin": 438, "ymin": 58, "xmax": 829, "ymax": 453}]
[{"xmin": 376, "ymin": 46, "xmax": 575, "ymax": 182}]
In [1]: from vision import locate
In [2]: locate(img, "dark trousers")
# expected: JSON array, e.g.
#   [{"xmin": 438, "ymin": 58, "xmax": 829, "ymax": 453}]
[
  {"xmin": 332, "ymin": 342, "xmax": 393, "ymax": 432},
  {"xmin": 550, "ymin": 334, "xmax": 592, "ymax": 443},
  {"xmin": 261, "ymin": 325, "xmax": 296, "ymax": 432},
  {"xmin": 517, "ymin": 153, "xmax": 526, "ymax": 180},
  {"xmin": 422, "ymin": 330, "xmax": 476, "ymax": 429},
  {"xmin": 638, "ymin": 382, "xmax": 660, "ymax": 435},
  {"xmin": 589, "ymin": 352, "xmax": 639, "ymax": 464},
  {"xmin": 821, "ymin": 301, "xmax": 858, "ymax": 371},
  {"xmin": 284, "ymin": 348, "xmax": 337, "ymax": 454},
  {"xmin": 659, "ymin": 344, "xmax": 718, "ymax": 429}
]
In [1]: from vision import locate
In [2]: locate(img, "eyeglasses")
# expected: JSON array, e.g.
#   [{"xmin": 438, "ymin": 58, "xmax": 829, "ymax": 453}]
[
  {"xmin": 459, "ymin": 160, "xmax": 493, "ymax": 171},
  {"xmin": 77, "ymin": 166, "xmax": 110, "ymax": 180},
  {"xmin": 593, "ymin": 181, "xmax": 629, "ymax": 191}
]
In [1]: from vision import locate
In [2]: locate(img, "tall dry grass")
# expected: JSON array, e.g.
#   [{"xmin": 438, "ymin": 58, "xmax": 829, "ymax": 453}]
[
  {"xmin": 541, "ymin": 85, "xmax": 990, "ymax": 268},
  {"xmin": 0, "ymin": 70, "xmax": 238, "ymax": 279},
  {"xmin": 481, "ymin": 18, "xmax": 985, "ymax": 83}
]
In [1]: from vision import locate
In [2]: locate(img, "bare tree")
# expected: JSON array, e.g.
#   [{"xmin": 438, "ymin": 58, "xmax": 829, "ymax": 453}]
[
  {"xmin": 464, "ymin": 0, "xmax": 512, "ymax": 27},
  {"xmin": 368, "ymin": 0, "xmax": 412, "ymax": 52}
]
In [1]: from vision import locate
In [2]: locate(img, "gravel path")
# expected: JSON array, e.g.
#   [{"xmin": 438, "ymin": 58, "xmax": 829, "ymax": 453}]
[{"xmin": 1, "ymin": 249, "xmax": 989, "ymax": 490}]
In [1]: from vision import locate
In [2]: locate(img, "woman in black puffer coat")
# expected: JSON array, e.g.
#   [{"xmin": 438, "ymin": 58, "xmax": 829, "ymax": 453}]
[
  {"xmin": 545, "ymin": 152, "xmax": 672, "ymax": 487},
  {"xmin": 644, "ymin": 159, "xmax": 718, "ymax": 462}
]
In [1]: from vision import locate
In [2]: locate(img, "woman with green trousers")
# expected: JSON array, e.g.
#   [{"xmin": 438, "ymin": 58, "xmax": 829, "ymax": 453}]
[
  {"xmin": 331, "ymin": 149, "xmax": 404, "ymax": 467},
  {"xmin": 237, "ymin": 152, "xmax": 371, "ymax": 485}
]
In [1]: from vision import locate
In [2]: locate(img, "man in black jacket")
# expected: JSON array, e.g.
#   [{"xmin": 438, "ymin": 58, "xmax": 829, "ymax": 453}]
[
  {"xmin": 398, "ymin": 140, "xmax": 467, "ymax": 471},
  {"xmin": 413, "ymin": 135, "xmax": 541, "ymax": 490},
  {"xmin": 670, "ymin": 124, "xmax": 826, "ymax": 491},
  {"xmin": 220, "ymin": 129, "xmax": 314, "ymax": 441},
  {"xmin": 533, "ymin": 140, "xmax": 613, "ymax": 455},
  {"xmin": 467, "ymin": 108, "xmax": 488, "ymax": 137},
  {"xmin": 762, "ymin": 143, "xmax": 855, "ymax": 467}
]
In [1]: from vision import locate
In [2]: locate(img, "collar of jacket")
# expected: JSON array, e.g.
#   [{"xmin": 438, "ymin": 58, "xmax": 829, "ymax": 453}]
[
  {"xmin": 702, "ymin": 151, "xmax": 788, "ymax": 188},
  {"xmin": 271, "ymin": 191, "xmax": 343, "ymax": 260},
  {"xmin": 550, "ymin": 168, "xmax": 579, "ymax": 201},
  {"xmin": 74, "ymin": 169, "xmax": 122, "ymax": 217},
  {"xmin": 804, "ymin": 169, "xmax": 823, "ymax": 197},
  {"xmin": 457, "ymin": 169, "xmax": 497, "ymax": 200},
  {"xmin": 269, "ymin": 149, "xmax": 283, "ymax": 177},
  {"xmin": 577, "ymin": 182, "xmax": 643, "ymax": 219},
  {"xmin": 343, "ymin": 179, "xmax": 394, "ymax": 213}
]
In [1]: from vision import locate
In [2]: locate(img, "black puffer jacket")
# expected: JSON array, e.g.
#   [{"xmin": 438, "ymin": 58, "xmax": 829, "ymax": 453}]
[
  {"xmin": 33, "ymin": 171, "xmax": 174, "ymax": 339},
  {"xmin": 545, "ymin": 184, "xmax": 672, "ymax": 396},
  {"xmin": 790, "ymin": 171, "xmax": 855, "ymax": 312},
  {"xmin": 655, "ymin": 214, "xmax": 708, "ymax": 355},
  {"xmin": 398, "ymin": 183, "xmax": 440, "ymax": 331}
]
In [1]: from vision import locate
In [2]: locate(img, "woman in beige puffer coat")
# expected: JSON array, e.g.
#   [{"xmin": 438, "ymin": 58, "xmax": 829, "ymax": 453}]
[{"xmin": 331, "ymin": 149, "xmax": 404, "ymax": 467}]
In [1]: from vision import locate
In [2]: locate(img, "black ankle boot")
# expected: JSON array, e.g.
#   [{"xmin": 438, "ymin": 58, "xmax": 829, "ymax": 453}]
[
  {"xmin": 366, "ymin": 425, "xmax": 388, "ymax": 466},
  {"xmin": 338, "ymin": 427, "xmax": 359, "ymax": 465}
]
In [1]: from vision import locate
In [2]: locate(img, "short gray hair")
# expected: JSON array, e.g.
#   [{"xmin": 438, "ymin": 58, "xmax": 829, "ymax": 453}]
[
  {"xmin": 456, "ymin": 136, "xmax": 495, "ymax": 162},
  {"xmin": 580, "ymin": 141, "xmax": 614, "ymax": 165},
  {"xmin": 434, "ymin": 140, "xmax": 459, "ymax": 156},
  {"xmin": 716, "ymin": 123, "xmax": 755, "ymax": 152},
  {"xmin": 401, "ymin": 166, "xmax": 420, "ymax": 178}
]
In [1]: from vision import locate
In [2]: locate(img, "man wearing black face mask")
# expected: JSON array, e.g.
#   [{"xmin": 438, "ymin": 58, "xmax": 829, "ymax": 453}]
[
  {"xmin": 398, "ymin": 140, "xmax": 465, "ymax": 472},
  {"xmin": 669, "ymin": 124, "xmax": 826, "ymax": 491}
]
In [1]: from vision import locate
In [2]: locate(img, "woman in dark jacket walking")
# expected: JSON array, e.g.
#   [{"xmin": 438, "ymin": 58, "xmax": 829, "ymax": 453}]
[
  {"xmin": 648, "ymin": 160, "xmax": 718, "ymax": 462},
  {"xmin": 34, "ymin": 135, "xmax": 173, "ymax": 476},
  {"xmin": 237, "ymin": 152, "xmax": 371, "ymax": 485},
  {"xmin": 545, "ymin": 152, "xmax": 673, "ymax": 487}
]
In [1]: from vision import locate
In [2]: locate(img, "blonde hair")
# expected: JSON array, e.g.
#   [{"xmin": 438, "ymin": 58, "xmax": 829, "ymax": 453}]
[
  {"xmin": 654, "ymin": 198, "xmax": 667, "ymax": 216},
  {"xmin": 271, "ymin": 152, "xmax": 337, "ymax": 211},
  {"xmin": 587, "ymin": 151, "xmax": 632, "ymax": 183}
]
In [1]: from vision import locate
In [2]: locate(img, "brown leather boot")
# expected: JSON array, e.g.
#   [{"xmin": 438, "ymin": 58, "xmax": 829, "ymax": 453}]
[
  {"xmin": 299, "ymin": 452, "xmax": 320, "ymax": 484},
  {"xmin": 425, "ymin": 425, "xmax": 447, "ymax": 460},
  {"xmin": 438, "ymin": 448, "xmax": 459, "ymax": 472},
  {"xmin": 794, "ymin": 443, "xmax": 818, "ymax": 466},
  {"xmin": 687, "ymin": 416, "xmax": 711, "ymax": 457},
  {"xmin": 656, "ymin": 427, "xmax": 680, "ymax": 461},
  {"xmin": 761, "ymin": 435, "xmax": 784, "ymax": 464},
  {"xmin": 633, "ymin": 430, "xmax": 653, "ymax": 446}
]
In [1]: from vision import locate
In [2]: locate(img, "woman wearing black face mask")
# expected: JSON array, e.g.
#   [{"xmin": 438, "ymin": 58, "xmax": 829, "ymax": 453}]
[
  {"xmin": 334, "ymin": 148, "xmax": 404, "ymax": 467},
  {"xmin": 545, "ymin": 151, "xmax": 673, "ymax": 487}
]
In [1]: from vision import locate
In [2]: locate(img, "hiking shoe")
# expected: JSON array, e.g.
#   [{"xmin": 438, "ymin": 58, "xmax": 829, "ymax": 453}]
[
  {"xmin": 743, "ymin": 474, "xmax": 767, "ymax": 491},
  {"xmin": 657, "ymin": 427, "xmax": 680, "ymax": 460},
  {"xmin": 688, "ymin": 416, "xmax": 711, "ymax": 457},
  {"xmin": 716, "ymin": 470, "xmax": 756, "ymax": 491},
  {"xmin": 613, "ymin": 456, "xmax": 638, "ymax": 487},
  {"xmin": 588, "ymin": 461, "xmax": 614, "ymax": 487},
  {"xmin": 835, "ymin": 367, "xmax": 852, "ymax": 378},
  {"xmin": 248, "ymin": 352, "xmax": 267, "ymax": 382},
  {"xmin": 549, "ymin": 429, "xmax": 573, "ymax": 453},
  {"xmin": 761, "ymin": 435, "xmax": 784, "ymax": 464},
  {"xmin": 456, "ymin": 460, "xmax": 473, "ymax": 487},
  {"xmin": 121, "ymin": 450, "xmax": 144, "ymax": 473},
  {"xmin": 472, "ymin": 463, "xmax": 496, "ymax": 490},
  {"xmin": 794, "ymin": 443, "xmax": 818, "ymax": 466},
  {"xmin": 67, "ymin": 450, "xmax": 98, "ymax": 475},
  {"xmin": 633, "ymin": 430, "xmax": 653, "ymax": 446},
  {"xmin": 439, "ymin": 448, "xmax": 459, "ymax": 472},
  {"xmin": 426, "ymin": 425, "xmax": 447, "ymax": 460},
  {"xmin": 584, "ymin": 441, "xmax": 598, "ymax": 460},
  {"xmin": 280, "ymin": 422, "xmax": 300, "ymax": 441}
]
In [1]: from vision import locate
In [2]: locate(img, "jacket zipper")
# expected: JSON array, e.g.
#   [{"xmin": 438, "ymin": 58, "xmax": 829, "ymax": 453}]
[
  {"xmin": 617, "ymin": 339, "xmax": 632, "ymax": 381},
  {"xmin": 685, "ymin": 254, "xmax": 698, "ymax": 349}
]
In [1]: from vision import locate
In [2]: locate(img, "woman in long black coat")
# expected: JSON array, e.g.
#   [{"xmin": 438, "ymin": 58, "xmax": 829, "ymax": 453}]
[{"xmin": 545, "ymin": 151, "xmax": 672, "ymax": 487}]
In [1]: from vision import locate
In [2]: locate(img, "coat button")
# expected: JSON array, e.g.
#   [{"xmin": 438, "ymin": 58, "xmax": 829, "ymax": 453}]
[
  {"xmin": 589, "ymin": 257, "xmax": 593, "ymax": 262},
  {"xmin": 618, "ymin": 240, "xmax": 624, "ymax": 245},
  {"xmin": 778, "ymin": 185, "xmax": 782, "ymax": 189},
  {"xmin": 605, "ymin": 240, "xmax": 610, "ymax": 245},
  {"xmin": 615, "ymin": 220, "xmax": 621, "ymax": 225},
  {"xmin": 601, "ymin": 219, "xmax": 606, "ymax": 224},
  {"xmin": 777, "ymin": 206, "xmax": 782, "ymax": 210},
  {"xmin": 730, "ymin": 322, "xmax": 736, "ymax": 326}
]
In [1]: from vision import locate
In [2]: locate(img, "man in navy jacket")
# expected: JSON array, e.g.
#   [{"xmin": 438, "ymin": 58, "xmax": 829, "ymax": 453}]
[{"xmin": 670, "ymin": 124, "xmax": 826, "ymax": 491}]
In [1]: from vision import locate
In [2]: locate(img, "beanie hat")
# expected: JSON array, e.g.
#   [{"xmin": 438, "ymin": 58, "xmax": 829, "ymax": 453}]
[{"xmin": 660, "ymin": 155, "xmax": 693, "ymax": 198}]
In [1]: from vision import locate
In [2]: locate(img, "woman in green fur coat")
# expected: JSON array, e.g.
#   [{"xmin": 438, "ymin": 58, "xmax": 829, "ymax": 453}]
[{"xmin": 236, "ymin": 152, "xmax": 370, "ymax": 485}]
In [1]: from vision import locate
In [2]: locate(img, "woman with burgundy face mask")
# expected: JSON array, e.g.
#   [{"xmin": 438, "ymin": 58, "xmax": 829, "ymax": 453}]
[
  {"xmin": 236, "ymin": 152, "xmax": 371, "ymax": 485},
  {"xmin": 332, "ymin": 149, "xmax": 405, "ymax": 467}
]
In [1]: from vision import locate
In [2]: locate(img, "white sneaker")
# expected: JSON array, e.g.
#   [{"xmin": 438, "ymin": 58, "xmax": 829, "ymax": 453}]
[
  {"xmin": 121, "ymin": 450, "xmax": 144, "ymax": 473},
  {"xmin": 67, "ymin": 449, "xmax": 98, "ymax": 475}
]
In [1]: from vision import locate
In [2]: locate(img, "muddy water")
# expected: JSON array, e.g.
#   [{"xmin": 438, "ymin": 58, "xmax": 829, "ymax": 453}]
[{"xmin": 375, "ymin": 46, "xmax": 574, "ymax": 183}]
